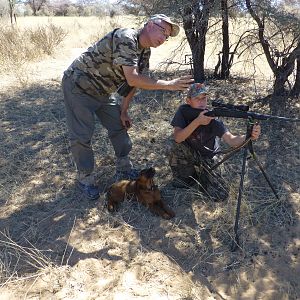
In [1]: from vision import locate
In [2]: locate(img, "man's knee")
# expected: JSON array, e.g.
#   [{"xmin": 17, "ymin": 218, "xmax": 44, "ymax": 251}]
[
  {"xmin": 109, "ymin": 129, "xmax": 132, "ymax": 157},
  {"xmin": 70, "ymin": 139, "xmax": 92, "ymax": 149}
]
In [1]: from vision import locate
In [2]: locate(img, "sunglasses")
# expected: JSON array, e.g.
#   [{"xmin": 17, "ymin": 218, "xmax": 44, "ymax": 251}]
[{"xmin": 153, "ymin": 23, "xmax": 170, "ymax": 41}]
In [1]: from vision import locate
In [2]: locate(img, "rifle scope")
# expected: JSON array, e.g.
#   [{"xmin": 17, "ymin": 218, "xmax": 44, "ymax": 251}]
[{"xmin": 212, "ymin": 99, "xmax": 249, "ymax": 112}]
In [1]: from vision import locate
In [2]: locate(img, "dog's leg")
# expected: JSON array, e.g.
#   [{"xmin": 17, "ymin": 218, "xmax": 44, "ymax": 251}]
[
  {"xmin": 138, "ymin": 189, "xmax": 175, "ymax": 219},
  {"xmin": 157, "ymin": 200, "xmax": 175, "ymax": 219},
  {"xmin": 107, "ymin": 189, "xmax": 125, "ymax": 212},
  {"xmin": 153, "ymin": 189, "xmax": 175, "ymax": 219},
  {"xmin": 147, "ymin": 200, "xmax": 175, "ymax": 219},
  {"xmin": 162, "ymin": 203, "xmax": 175, "ymax": 219}
]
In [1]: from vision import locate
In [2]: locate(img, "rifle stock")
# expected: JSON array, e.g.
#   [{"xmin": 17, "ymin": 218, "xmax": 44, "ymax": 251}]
[{"xmin": 181, "ymin": 106, "xmax": 300, "ymax": 122}]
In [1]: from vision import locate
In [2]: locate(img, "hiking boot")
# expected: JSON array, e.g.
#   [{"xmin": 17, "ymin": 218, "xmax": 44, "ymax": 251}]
[
  {"xmin": 113, "ymin": 168, "xmax": 140, "ymax": 181},
  {"xmin": 76, "ymin": 181, "xmax": 100, "ymax": 200}
]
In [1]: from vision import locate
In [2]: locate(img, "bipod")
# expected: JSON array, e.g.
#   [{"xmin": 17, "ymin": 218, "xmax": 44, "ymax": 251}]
[{"xmin": 208, "ymin": 117, "xmax": 280, "ymax": 251}]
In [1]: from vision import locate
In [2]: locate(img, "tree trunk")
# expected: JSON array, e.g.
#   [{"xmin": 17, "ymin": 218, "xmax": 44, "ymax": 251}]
[
  {"xmin": 214, "ymin": 52, "xmax": 221, "ymax": 77},
  {"xmin": 9, "ymin": 11, "xmax": 13, "ymax": 24},
  {"xmin": 220, "ymin": 0, "xmax": 229, "ymax": 79},
  {"xmin": 272, "ymin": 47, "xmax": 299, "ymax": 113},
  {"xmin": 291, "ymin": 57, "xmax": 300, "ymax": 98},
  {"xmin": 192, "ymin": 31, "xmax": 206, "ymax": 82},
  {"xmin": 271, "ymin": 69, "xmax": 292, "ymax": 115},
  {"xmin": 183, "ymin": 0, "xmax": 214, "ymax": 83},
  {"xmin": 8, "ymin": 1, "xmax": 15, "ymax": 25}
]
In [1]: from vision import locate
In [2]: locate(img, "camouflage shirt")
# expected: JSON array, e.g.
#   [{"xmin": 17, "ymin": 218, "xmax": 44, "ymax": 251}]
[{"xmin": 65, "ymin": 28, "xmax": 151, "ymax": 99}]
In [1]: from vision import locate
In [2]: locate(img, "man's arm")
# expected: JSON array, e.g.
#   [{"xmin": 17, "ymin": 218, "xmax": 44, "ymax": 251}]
[
  {"xmin": 120, "ymin": 87, "xmax": 137, "ymax": 129},
  {"xmin": 122, "ymin": 66, "xmax": 193, "ymax": 91}
]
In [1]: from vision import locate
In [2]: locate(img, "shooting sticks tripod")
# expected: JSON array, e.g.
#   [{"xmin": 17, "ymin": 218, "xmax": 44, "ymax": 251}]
[{"xmin": 208, "ymin": 117, "xmax": 280, "ymax": 251}]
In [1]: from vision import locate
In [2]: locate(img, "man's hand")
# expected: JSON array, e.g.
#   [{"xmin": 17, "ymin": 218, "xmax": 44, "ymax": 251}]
[
  {"xmin": 251, "ymin": 124, "xmax": 261, "ymax": 140},
  {"xmin": 123, "ymin": 65, "xmax": 194, "ymax": 91},
  {"xmin": 121, "ymin": 111, "xmax": 132, "ymax": 129},
  {"xmin": 166, "ymin": 75, "xmax": 194, "ymax": 91}
]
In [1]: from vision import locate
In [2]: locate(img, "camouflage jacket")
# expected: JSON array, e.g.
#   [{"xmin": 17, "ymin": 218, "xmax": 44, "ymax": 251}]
[{"xmin": 65, "ymin": 28, "xmax": 151, "ymax": 99}]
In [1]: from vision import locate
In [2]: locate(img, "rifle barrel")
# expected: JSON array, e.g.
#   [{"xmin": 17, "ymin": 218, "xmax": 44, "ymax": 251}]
[{"xmin": 205, "ymin": 108, "xmax": 300, "ymax": 122}]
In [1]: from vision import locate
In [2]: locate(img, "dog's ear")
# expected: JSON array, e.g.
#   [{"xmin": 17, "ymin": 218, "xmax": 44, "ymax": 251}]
[
  {"xmin": 145, "ymin": 167, "xmax": 155, "ymax": 178},
  {"xmin": 139, "ymin": 169, "xmax": 147, "ymax": 177},
  {"xmin": 149, "ymin": 167, "xmax": 155, "ymax": 174},
  {"xmin": 139, "ymin": 167, "xmax": 155, "ymax": 178}
]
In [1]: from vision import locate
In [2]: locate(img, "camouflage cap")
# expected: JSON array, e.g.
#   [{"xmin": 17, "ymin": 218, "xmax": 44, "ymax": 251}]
[
  {"xmin": 149, "ymin": 14, "xmax": 180, "ymax": 37},
  {"xmin": 187, "ymin": 83, "xmax": 209, "ymax": 98}
]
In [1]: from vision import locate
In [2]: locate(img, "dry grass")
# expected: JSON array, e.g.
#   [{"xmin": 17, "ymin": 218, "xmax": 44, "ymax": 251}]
[
  {"xmin": 0, "ymin": 21, "xmax": 67, "ymax": 87},
  {"xmin": 29, "ymin": 23, "xmax": 67, "ymax": 55},
  {"xmin": 0, "ymin": 16, "xmax": 299, "ymax": 300}
]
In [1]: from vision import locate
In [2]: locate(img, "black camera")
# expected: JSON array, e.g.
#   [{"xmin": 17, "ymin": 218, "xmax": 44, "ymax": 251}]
[{"xmin": 212, "ymin": 99, "xmax": 249, "ymax": 112}]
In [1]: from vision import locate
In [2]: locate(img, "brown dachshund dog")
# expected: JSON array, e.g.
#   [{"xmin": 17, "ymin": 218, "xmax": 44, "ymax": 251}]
[{"xmin": 107, "ymin": 167, "xmax": 175, "ymax": 219}]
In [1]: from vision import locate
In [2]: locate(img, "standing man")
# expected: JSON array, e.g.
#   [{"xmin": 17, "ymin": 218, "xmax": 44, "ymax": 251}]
[{"xmin": 62, "ymin": 14, "xmax": 194, "ymax": 200}]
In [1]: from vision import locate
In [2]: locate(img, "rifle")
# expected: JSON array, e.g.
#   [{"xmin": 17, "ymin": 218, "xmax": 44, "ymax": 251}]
[{"xmin": 181, "ymin": 100, "xmax": 300, "ymax": 122}]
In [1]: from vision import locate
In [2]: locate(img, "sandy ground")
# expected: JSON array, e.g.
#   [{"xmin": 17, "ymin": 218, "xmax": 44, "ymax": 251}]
[{"xmin": 0, "ymin": 16, "xmax": 299, "ymax": 300}]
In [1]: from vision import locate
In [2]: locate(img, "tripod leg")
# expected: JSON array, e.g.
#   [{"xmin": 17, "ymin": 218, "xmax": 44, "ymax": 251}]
[
  {"xmin": 209, "ymin": 138, "xmax": 251, "ymax": 171},
  {"xmin": 231, "ymin": 147, "xmax": 248, "ymax": 252},
  {"xmin": 248, "ymin": 143, "xmax": 280, "ymax": 200}
]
